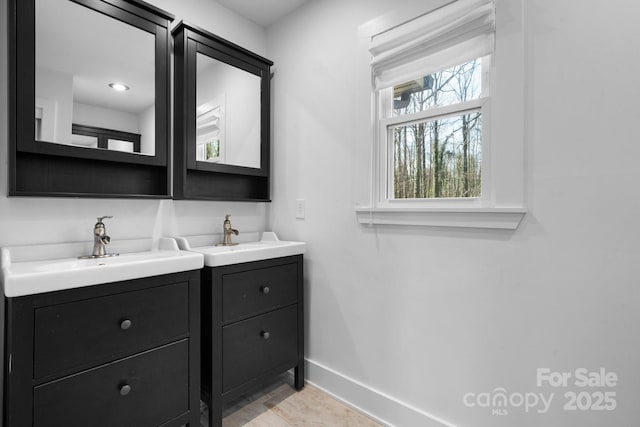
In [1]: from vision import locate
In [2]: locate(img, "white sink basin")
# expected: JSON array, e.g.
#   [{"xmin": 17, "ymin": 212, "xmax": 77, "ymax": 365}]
[
  {"xmin": 175, "ymin": 232, "xmax": 305, "ymax": 267},
  {"xmin": 1, "ymin": 238, "xmax": 204, "ymax": 297}
]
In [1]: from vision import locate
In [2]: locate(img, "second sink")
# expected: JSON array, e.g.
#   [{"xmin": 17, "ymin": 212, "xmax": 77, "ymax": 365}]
[{"xmin": 175, "ymin": 232, "xmax": 305, "ymax": 266}]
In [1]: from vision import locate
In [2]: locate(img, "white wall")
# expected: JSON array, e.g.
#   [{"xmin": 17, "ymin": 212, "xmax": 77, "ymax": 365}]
[
  {"xmin": 151, "ymin": 0, "xmax": 267, "ymax": 56},
  {"xmin": 139, "ymin": 103, "xmax": 155, "ymax": 155},
  {"xmin": 35, "ymin": 66, "xmax": 73, "ymax": 143},
  {"xmin": 73, "ymin": 102, "xmax": 140, "ymax": 133},
  {"xmin": 267, "ymin": 0, "xmax": 640, "ymax": 426}
]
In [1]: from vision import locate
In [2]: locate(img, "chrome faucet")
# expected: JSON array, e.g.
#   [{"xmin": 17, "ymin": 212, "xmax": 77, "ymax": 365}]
[
  {"xmin": 221, "ymin": 214, "xmax": 239, "ymax": 246},
  {"xmin": 79, "ymin": 216, "xmax": 119, "ymax": 258}
]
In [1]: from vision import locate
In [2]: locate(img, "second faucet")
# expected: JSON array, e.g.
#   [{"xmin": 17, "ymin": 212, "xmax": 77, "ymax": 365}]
[{"xmin": 221, "ymin": 214, "xmax": 239, "ymax": 246}]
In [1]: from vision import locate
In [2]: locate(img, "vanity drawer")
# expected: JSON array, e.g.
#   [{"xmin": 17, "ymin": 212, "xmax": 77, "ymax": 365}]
[
  {"xmin": 222, "ymin": 262, "xmax": 298, "ymax": 322},
  {"xmin": 222, "ymin": 305, "xmax": 298, "ymax": 392},
  {"xmin": 34, "ymin": 282, "xmax": 189, "ymax": 378},
  {"xmin": 33, "ymin": 340, "xmax": 189, "ymax": 427}
]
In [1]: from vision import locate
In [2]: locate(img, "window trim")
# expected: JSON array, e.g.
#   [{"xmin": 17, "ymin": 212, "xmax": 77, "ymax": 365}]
[
  {"xmin": 379, "ymin": 97, "xmax": 487, "ymax": 205},
  {"xmin": 356, "ymin": 0, "xmax": 526, "ymax": 229},
  {"xmin": 355, "ymin": 206, "xmax": 525, "ymax": 229}
]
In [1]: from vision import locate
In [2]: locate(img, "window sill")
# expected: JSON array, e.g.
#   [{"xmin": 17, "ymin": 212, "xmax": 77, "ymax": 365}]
[{"xmin": 355, "ymin": 207, "xmax": 526, "ymax": 229}]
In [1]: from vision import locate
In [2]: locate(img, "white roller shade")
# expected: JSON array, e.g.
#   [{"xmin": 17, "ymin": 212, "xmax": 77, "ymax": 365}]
[{"xmin": 370, "ymin": 0, "xmax": 495, "ymax": 90}]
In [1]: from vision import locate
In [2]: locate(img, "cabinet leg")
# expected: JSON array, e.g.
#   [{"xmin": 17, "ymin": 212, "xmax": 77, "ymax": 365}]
[
  {"xmin": 209, "ymin": 396, "xmax": 223, "ymax": 427},
  {"xmin": 294, "ymin": 363, "xmax": 305, "ymax": 391},
  {"xmin": 202, "ymin": 394, "xmax": 223, "ymax": 427}
]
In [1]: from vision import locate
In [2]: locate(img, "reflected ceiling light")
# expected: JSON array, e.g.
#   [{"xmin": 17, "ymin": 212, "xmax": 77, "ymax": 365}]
[{"xmin": 108, "ymin": 82, "xmax": 130, "ymax": 92}]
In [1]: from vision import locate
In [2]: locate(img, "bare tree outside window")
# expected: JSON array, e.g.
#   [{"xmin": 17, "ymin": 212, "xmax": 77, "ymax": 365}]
[{"xmin": 390, "ymin": 59, "xmax": 482, "ymax": 199}]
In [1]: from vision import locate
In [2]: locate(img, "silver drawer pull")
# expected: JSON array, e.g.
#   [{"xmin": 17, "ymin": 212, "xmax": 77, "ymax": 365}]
[
  {"xmin": 119, "ymin": 384, "xmax": 132, "ymax": 396},
  {"xmin": 261, "ymin": 331, "xmax": 270, "ymax": 340},
  {"xmin": 120, "ymin": 319, "xmax": 132, "ymax": 330},
  {"xmin": 260, "ymin": 285, "xmax": 270, "ymax": 294}
]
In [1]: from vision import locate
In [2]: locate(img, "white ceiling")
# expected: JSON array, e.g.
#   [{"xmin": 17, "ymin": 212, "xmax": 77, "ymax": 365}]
[{"xmin": 214, "ymin": 0, "xmax": 311, "ymax": 27}]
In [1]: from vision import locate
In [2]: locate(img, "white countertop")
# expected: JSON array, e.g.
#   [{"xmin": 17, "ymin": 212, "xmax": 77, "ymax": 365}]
[
  {"xmin": 175, "ymin": 231, "xmax": 305, "ymax": 267},
  {"xmin": 1, "ymin": 238, "xmax": 204, "ymax": 297}
]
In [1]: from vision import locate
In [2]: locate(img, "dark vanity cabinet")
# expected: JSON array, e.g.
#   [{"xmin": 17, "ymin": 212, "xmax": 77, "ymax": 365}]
[
  {"xmin": 8, "ymin": 0, "xmax": 174, "ymax": 197},
  {"xmin": 173, "ymin": 22, "xmax": 273, "ymax": 201},
  {"xmin": 3, "ymin": 271, "xmax": 201, "ymax": 427},
  {"xmin": 201, "ymin": 255, "xmax": 304, "ymax": 427}
]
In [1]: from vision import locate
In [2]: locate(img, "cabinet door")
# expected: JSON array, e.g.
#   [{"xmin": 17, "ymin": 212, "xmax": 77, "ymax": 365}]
[
  {"xmin": 34, "ymin": 282, "xmax": 189, "ymax": 378},
  {"xmin": 33, "ymin": 340, "xmax": 189, "ymax": 427},
  {"xmin": 222, "ymin": 262, "xmax": 298, "ymax": 322},
  {"xmin": 222, "ymin": 305, "xmax": 298, "ymax": 392}
]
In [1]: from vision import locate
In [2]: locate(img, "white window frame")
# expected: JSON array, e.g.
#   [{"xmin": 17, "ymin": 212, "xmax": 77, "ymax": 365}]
[
  {"xmin": 196, "ymin": 94, "xmax": 226, "ymax": 164},
  {"xmin": 376, "ymin": 57, "xmax": 490, "ymax": 207},
  {"xmin": 356, "ymin": 0, "xmax": 526, "ymax": 229}
]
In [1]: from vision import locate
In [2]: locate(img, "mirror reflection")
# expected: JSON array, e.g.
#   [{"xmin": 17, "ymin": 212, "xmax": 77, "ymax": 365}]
[
  {"xmin": 35, "ymin": 0, "xmax": 156, "ymax": 155},
  {"xmin": 196, "ymin": 53, "xmax": 261, "ymax": 168}
]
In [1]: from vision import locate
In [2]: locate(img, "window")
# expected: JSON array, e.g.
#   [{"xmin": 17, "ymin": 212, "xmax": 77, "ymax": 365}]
[
  {"xmin": 356, "ymin": 0, "xmax": 526, "ymax": 229},
  {"xmin": 381, "ymin": 58, "xmax": 487, "ymax": 200},
  {"xmin": 196, "ymin": 97, "xmax": 226, "ymax": 164}
]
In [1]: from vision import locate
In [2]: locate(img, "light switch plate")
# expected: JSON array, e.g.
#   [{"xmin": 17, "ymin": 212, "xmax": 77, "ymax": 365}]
[{"xmin": 295, "ymin": 199, "xmax": 305, "ymax": 219}]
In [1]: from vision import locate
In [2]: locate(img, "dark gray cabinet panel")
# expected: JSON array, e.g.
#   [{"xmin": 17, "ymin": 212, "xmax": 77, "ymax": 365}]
[
  {"xmin": 201, "ymin": 255, "xmax": 304, "ymax": 427},
  {"xmin": 33, "ymin": 340, "xmax": 189, "ymax": 427},
  {"xmin": 3, "ymin": 271, "xmax": 201, "ymax": 427},
  {"xmin": 34, "ymin": 282, "xmax": 189, "ymax": 378},
  {"xmin": 222, "ymin": 306, "xmax": 298, "ymax": 392},
  {"xmin": 221, "ymin": 262, "xmax": 298, "ymax": 322}
]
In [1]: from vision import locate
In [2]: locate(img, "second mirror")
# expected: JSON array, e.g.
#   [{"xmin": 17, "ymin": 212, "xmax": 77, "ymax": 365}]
[
  {"xmin": 173, "ymin": 22, "xmax": 272, "ymax": 201},
  {"xmin": 196, "ymin": 53, "xmax": 261, "ymax": 168}
]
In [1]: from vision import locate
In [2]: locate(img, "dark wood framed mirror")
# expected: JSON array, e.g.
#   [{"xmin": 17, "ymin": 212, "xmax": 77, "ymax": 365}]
[
  {"xmin": 8, "ymin": 0, "xmax": 174, "ymax": 197},
  {"xmin": 173, "ymin": 21, "xmax": 273, "ymax": 201}
]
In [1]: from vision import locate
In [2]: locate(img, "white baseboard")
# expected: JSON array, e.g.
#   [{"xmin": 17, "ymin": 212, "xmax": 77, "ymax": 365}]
[{"xmin": 305, "ymin": 359, "xmax": 458, "ymax": 427}]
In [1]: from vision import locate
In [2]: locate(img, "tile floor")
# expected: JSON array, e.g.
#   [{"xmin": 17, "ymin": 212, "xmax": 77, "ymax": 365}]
[{"xmin": 199, "ymin": 376, "xmax": 383, "ymax": 427}]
